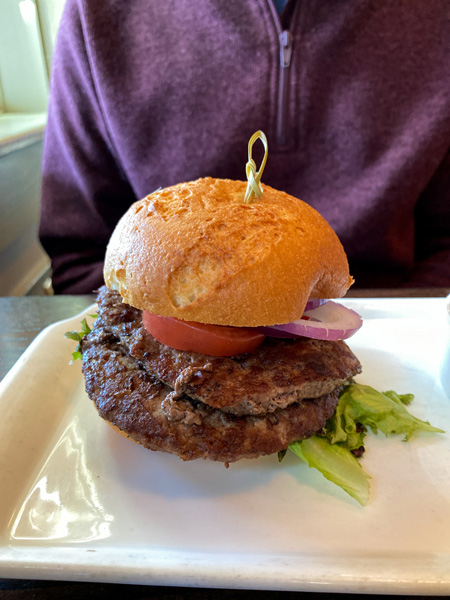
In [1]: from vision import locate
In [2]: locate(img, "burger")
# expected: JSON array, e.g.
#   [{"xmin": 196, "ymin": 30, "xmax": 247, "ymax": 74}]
[{"xmin": 80, "ymin": 175, "xmax": 362, "ymax": 465}]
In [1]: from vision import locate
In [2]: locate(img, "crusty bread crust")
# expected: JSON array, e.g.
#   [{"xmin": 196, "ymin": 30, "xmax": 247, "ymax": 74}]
[{"xmin": 104, "ymin": 178, "xmax": 353, "ymax": 326}]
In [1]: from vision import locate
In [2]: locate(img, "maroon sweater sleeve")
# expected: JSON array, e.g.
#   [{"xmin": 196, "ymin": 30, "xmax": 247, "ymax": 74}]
[
  {"xmin": 39, "ymin": 0, "xmax": 137, "ymax": 294},
  {"xmin": 408, "ymin": 148, "xmax": 450, "ymax": 287}
]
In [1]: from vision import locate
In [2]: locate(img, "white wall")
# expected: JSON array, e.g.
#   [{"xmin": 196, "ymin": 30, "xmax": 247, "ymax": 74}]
[
  {"xmin": 0, "ymin": 0, "xmax": 49, "ymax": 113},
  {"xmin": 0, "ymin": 0, "xmax": 65, "ymax": 295}
]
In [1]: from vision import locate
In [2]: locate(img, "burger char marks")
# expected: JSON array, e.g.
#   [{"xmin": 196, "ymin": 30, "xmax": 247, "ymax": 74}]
[
  {"xmin": 130, "ymin": 334, "xmax": 360, "ymax": 416},
  {"xmin": 95, "ymin": 287, "xmax": 361, "ymax": 417},
  {"xmin": 81, "ymin": 318, "xmax": 342, "ymax": 463}
]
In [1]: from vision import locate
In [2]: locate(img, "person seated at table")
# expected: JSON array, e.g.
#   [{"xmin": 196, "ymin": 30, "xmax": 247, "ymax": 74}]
[{"xmin": 39, "ymin": 0, "xmax": 450, "ymax": 294}]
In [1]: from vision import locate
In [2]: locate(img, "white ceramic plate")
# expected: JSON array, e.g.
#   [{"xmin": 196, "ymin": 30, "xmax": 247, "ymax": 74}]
[{"xmin": 1, "ymin": 298, "xmax": 449, "ymax": 593}]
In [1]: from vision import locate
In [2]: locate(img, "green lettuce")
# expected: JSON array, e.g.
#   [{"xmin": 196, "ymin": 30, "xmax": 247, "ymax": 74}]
[
  {"xmin": 65, "ymin": 316, "xmax": 95, "ymax": 361},
  {"xmin": 288, "ymin": 383, "xmax": 444, "ymax": 506},
  {"xmin": 290, "ymin": 436, "xmax": 371, "ymax": 506}
]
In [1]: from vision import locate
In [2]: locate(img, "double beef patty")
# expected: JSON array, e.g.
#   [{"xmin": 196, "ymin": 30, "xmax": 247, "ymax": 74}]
[{"xmin": 81, "ymin": 287, "xmax": 361, "ymax": 463}]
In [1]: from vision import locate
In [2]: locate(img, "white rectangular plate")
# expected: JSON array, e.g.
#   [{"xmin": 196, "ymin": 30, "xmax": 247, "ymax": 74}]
[{"xmin": 1, "ymin": 298, "xmax": 449, "ymax": 593}]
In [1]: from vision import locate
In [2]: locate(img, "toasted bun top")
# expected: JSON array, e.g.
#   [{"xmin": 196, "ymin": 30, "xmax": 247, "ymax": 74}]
[{"xmin": 104, "ymin": 178, "xmax": 353, "ymax": 327}]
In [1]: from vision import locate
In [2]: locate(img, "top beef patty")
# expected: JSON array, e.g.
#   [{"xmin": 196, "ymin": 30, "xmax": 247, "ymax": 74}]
[{"xmin": 94, "ymin": 286, "xmax": 361, "ymax": 416}]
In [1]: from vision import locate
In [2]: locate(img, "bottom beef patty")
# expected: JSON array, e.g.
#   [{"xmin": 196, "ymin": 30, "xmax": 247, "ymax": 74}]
[{"xmin": 81, "ymin": 288, "xmax": 361, "ymax": 463}]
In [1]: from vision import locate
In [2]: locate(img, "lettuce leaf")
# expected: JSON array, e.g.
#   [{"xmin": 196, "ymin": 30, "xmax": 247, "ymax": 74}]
[
  {"xmin": 290, "ymin": 436, "xmax": 370, "ymax": 506},
  {"xmin": 332, "ymin": 383, "xmax": 444, "ymax": 443},
  {"xmin": 65, "ymin": 317, "xmax": 94, "ymax": 361},
  {"xmin": 289, "ymin": 383, "xmax": 444, "ymax": 505}
]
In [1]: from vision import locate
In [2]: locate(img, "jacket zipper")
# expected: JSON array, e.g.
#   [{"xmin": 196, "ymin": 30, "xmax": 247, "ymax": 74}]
[
  {"xmin": 267, "ymin": 0, "xmax": 295, "ymax": 148},
  {"xmin": 277, "ymin": 29, "xmax": 294, "ymax": 148}
]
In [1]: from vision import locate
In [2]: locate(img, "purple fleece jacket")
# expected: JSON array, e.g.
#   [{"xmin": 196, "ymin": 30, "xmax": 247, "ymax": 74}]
[{"xmin": 40, "ymin": 0, "xmax": 450, "ymax": 294}]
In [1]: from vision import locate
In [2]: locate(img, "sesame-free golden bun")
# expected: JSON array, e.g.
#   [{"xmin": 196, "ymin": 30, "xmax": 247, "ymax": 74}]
[{"xmin": 104, "ymin": 177, "xmax": 353, "ymax": 327}]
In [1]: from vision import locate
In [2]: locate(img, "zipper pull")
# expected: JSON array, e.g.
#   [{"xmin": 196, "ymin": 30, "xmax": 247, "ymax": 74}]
[{"xmin": 279, "ymin": 30, "xmax": 293, "ymax": 68}]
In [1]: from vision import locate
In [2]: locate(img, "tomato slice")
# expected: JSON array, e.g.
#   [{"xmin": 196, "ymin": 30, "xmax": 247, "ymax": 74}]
[{"xmin": 142, "ymin": 311, "xmax": 265, "ymax": 356}]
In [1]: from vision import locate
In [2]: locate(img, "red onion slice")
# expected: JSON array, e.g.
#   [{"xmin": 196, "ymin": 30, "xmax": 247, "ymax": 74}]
[
  {"xmin": 258, "ymin": 301, "xmax": 362, "ymax": 341},
  {"xmin": 304, "ymin": 297, "xmax": 328, "ymax": 311}
]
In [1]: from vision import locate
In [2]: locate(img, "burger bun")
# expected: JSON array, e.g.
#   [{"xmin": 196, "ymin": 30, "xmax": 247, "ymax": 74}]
[{"xmin": 104, "ymin": 177, "xmax": 353, "ymax": 327}]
